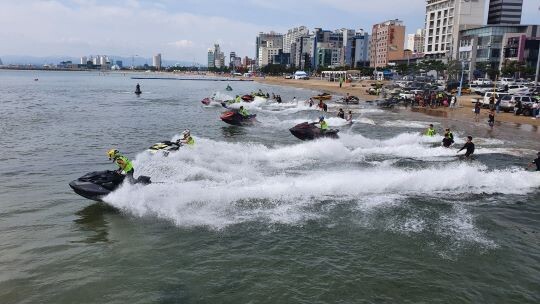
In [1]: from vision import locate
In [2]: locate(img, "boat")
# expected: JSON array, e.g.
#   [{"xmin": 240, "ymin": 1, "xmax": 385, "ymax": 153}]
[
  {"xmin": 312, "ymin": 93, "xmax": 332, "ymax": 100},
  {"xmin": 289, "ymin": 122, "xmax": 339, "ymax": 140},
  {"xmin": 220, "ymin": 110, "xmax": 257, "ymax": 126},
  {"xmin": 69, "ymin": 170, "xmax": 151, "ymax": 201}
]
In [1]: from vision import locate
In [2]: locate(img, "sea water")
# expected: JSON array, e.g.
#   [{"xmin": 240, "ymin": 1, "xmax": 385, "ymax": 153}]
[{"xmin": 1, "ymin": 70, "xmax": 539, "ymax": 303}]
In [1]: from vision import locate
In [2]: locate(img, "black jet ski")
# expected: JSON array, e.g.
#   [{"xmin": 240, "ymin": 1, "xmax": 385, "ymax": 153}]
[
  {"xmin": 220, "ymin": 110, "xmax": 257, "ymax": 126},
  {"xmin": 376, "ymin": 99, "xmax": 400, "ymax": 109},
  {"xmin": 69, "ymin": 170, "xmax": 151, "ymax": 201},
  {"xmin": 148, "ymin": 141, "xmax": 181, "ymax": 156},
  {"xmin": 289, "ymin": 122, "xmax": 339, "ymax": 140}
]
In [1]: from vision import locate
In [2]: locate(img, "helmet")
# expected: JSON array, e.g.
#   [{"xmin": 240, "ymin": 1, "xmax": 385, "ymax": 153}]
[
  {"xmin": 182, "ymin": 129, "xmax": 190, "ymax": 137},
  {"xmin": 319, "ymin": 116, "xmax": 325, "ymax": 121},
  {"xmin": 107, "ymin": 149, "xmax": 119, "ymax": 160}
]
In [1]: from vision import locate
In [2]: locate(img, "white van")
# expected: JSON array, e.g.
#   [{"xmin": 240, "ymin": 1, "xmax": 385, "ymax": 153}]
[{"xmin": 472, "ymin": 91, "xmax": 509, "ymax": 107}]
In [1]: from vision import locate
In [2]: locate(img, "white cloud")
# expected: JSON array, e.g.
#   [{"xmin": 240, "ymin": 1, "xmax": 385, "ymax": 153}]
[
  {"xmin": 168, "ymin": 40, "xmax": 195, "ymax": 48},
  {"xmin": 0, "ymin": 0, "xmax": 270, "ymax": 63}
]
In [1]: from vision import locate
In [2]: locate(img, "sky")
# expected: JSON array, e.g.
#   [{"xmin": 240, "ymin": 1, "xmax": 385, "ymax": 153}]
[{"xmin": 1, "ymin": 0, "xmax": 539, "ymax": 64}]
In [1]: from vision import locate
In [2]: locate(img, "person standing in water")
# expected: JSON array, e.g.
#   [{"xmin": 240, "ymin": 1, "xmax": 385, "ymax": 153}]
[
  {"xmin": 346, "ymin": 111, "xmax": 353, "ymax": 123},
  {"xmin": 337, "ymin": 108, "xmax": 345, "ymax": 119},
  {"xmin": 474, "ymin": 101, "xmax": 481, "ymax": 121},
  {"xmin": 457, "ymin": 136, "xmax": 475, "ymax": 159},
  {"xmin": 527, "ymin": 152, "xmax": 540, "ymax": 171},
  {"xmin": 425, "ymin": 124, "xmax": 436, "ymax": 136},
  {"xmin": 488, "ymin": 110, "xmax": 495, "ymax": 129},
  {"xmin": 442, "ymin": 134, "xmax": 453, "ymax": 148},
  {"xmin": 443, "ymin": 128, "xmax": 454, "ymax": 144},
  {"xmin": 135, "ymin": 83, "xmax": 141, "ymax": 94}
]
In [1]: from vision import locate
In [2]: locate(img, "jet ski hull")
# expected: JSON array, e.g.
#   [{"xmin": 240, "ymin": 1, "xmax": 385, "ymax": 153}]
[
  {"xmin": 69, "ymin": 170, "xmax": 151, "ymax": 202},
  {"xmin": 289, "ymin": 122, "xmax": 339, "ymax": 141},
  {"xmin": 220, "ymin": 111, "xmax": 256, "ymax": 126}
]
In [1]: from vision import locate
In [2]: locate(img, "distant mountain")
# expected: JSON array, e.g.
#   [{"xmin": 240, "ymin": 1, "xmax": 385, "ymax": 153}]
[{"xmin": 0, "ymin": 55, "xmax": 200, "ymax": 67}]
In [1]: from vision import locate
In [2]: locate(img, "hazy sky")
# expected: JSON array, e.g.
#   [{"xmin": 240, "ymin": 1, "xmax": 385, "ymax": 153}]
[{"xmin": 1, "ymin": 0, "xmax": 539, "ymax": 63}]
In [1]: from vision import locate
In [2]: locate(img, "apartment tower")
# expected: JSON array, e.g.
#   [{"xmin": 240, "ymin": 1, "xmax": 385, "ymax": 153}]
[
  {"xmin": 369, "ymin": 19, "xmax": 406, "ymax": 68},
  {"xmin": 487, "ymin": 0, "xmax": 523, "ymax": 24}
]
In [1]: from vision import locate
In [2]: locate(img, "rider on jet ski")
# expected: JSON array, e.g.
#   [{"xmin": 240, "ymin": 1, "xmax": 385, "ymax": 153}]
[
  {"xmin": 316, "ymin": 116, "xmax": 328, "ymax": 132},
  {"xmin": 180, "ymin": 129, "xmax": 195, "ymax": 146},
  {"xmin": 239, "ymin": 106, "xmax": 250, "ymax": 118},
  {"xmin": 107, "ymin": 149, "xmax": 135, "ymax": 183}
]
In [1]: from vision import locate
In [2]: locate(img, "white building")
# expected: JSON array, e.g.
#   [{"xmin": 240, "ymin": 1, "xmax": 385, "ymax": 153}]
[
  {"xmin": 424, "ymin": 0, "xmax": 486, "ymax": 59},
  {"xmin": 80, "ymin": 56, "xmax": 87, "ymax": 65},
  {"xmin": 152, "ymin": 53, "xmax": 162, "ymax": 70},
  {"xmin": 258, "ymin": 40, "xmax": 281, "ymax": 67},
  {"xmin": 283, "ymin": 26, "xmax": 309, "ymax": 53},
  {"xmin": 407, "ymin": 29, "xmax": 425, "ymax": 53}
]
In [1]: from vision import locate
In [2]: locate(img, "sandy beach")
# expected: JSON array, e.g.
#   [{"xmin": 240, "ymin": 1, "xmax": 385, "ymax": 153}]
[{"xmin": 257, "ymin": 76, "xmax": 540, "ymax": 129}]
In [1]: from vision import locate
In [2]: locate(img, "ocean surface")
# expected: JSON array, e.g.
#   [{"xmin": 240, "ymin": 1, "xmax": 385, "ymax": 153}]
[{"xmin": 1, "ymin": 70, "xmax": 539, "ymax": 303}]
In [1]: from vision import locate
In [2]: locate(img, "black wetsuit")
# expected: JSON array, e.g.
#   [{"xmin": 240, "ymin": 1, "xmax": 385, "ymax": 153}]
[
  {"xmin": 338, "ymin": 111, "xmax": 345, "ymax": 119},
  {"xmin": 323, "ymin": 104, "xmax": 328, "ymax": 112},
  {"xmin": 442, "ymin": 137, "xmax": 453, "ymax": 148},
  {"xmin": 459, "ymin": 142, "xmax": 475, "ymax": 157},
  {"xmin": 533, "ymin": 157, "xmax": 540, "ymax": 171},
  {"xmin": 488, "ymin": 114, "xmax": 495, "ymax": 126}
]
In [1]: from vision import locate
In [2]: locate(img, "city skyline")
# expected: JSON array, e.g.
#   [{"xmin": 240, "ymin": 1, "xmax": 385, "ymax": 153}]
[{"xmin": 1, "ymin": 0, "xmax": 538, "ymax": 64}]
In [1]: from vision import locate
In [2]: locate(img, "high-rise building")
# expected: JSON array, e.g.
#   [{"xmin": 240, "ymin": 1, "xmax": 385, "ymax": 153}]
[
  {"xmin": 208, "ymin": 49, "xmax": 215, "ymax": 68},
  {"xmin": 424, "ymin": 0, "xmax": 486, "ymax": 59},
  {"xmin": 407, "ymin": 29, "xmax": 425, "ymax": 53},
  {"xmin": 291, "ymin": 35, "xmax": 316, "ymax": 70},
  {"xmin": 258, "ymin": 39, "xmax": 282, "ymax": 67},
  {"xmin": 352, "ymin": 29, "xmax": 370, "ymax": 67},
  {"xmin": 0, "ymin": 57, "xmax": 3, "ymax": 65},
  {"xmin": 152, "ymin": 53, "xmax": 162, "ymax": 70},
  {"xmin": 283, "ymin": 26, "xmax": 309, "ymax": 53},
  {"xmin": 255, "ymin": 32, "xmax": 283, "ymax": 67},
  {"xmin": 80, "ymin": 56, "xmax": 87, "ymax": 65},
  {"xmin": 487, "ymin": 0, "xmax": 523, "ymax": 25},
  {"xmin": 369, "ymin": 19, "xmax": 406, "ymax": 68}
]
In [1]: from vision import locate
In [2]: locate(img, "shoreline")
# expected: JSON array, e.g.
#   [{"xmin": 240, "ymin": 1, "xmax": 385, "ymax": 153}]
[{"xmin": 256, "ymin": 76, "xmax": 540, "ymax": 130}]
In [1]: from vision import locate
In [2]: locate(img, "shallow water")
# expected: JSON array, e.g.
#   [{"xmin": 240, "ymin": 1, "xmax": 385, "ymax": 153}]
[{"xmin": 1, "ymin": 70, "xmax": 539, "ymax": 303}]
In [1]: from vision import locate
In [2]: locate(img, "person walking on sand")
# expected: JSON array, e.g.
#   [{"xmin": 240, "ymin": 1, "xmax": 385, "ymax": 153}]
[
  {"xmin": 339, "ymin": 77, "xmax": 343, "ymax": 88},
  {"xmin": 450, "ymin": 94, "xmax": 456, "ymax": 109}
]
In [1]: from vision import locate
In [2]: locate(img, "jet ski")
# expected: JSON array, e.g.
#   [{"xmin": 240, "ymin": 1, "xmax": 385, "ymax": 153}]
[
  {"xmin": 339, "ymin": 96, "xmax": 360, "ymax": 104},
  {"xmin": 148, "ymin": 140, "xmax": 181, "ymax": 156},
  {"xmin": 241, "ymin": 95, "xmax": 254, "ymax": 102},
  {"xmin": 226, "ymin": 85, "xmax": 233, "ymax": 91},
  {"xmin": 376, "ymin": 98, "xmax": 400, "ymax": 109},
  {"xmin": 289, "ymin": 122, "xmax": 339, "ymax": 140},
  {"xmin": 69, "ymin": 170, "xmax": 151, "ymax": 201},
  {"xmin": 220, "ymin": 110, "xmax": 257, "ymax": 126}
]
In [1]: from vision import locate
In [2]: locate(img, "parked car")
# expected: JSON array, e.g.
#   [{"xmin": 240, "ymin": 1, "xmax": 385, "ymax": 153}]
[
  {"xmin": 499, "ymin": 95, "xmax": 534, "ymax": 113},
  {"xmin": 472, "ymin": 91, "xmax": 509, "ymax": 108},
  {"xmin": 507, "ymin": 84, "xmax": 530, "ymax": 95},
  {"xmin": 498, "ymin": 77, "xmax": 515, "ymax": 86},
  {"xmin": 472, "ymin": 78, "xmax": 492, "ymax": 86}
]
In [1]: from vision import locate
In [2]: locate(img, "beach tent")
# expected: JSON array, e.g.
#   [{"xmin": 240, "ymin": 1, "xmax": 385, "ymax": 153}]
[{"xmin": 294, "ymin": 71, "xmax": 308, "ymax": 79}]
